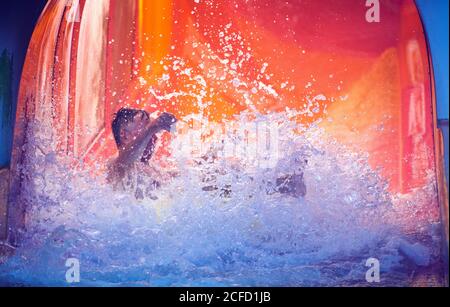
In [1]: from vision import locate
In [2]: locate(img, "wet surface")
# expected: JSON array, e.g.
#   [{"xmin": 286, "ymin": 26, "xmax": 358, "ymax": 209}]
[{"xmin": 0, "ymin": 118, "xmax": 445, "ymax": 286}]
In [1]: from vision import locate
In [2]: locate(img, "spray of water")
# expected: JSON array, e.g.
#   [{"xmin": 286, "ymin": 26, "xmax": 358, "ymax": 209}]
[
  {"xmin": 0, "ymin": 109, "xmax": 443, "ymax": 286},
  {"xmin": 0, "ymin": 20, "xmax": 444, "ymax": 285}
]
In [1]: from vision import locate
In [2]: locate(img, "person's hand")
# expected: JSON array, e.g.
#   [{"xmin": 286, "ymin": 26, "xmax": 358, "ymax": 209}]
[{"xmin": 156, "ymin": 112, "xmax": 177, "ymax": 132}]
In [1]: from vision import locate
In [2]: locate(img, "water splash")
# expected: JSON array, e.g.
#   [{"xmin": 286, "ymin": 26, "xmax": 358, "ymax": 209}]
[{"xmin": 0, "ymin": 111, "xmax": 444, "ymax": 286}]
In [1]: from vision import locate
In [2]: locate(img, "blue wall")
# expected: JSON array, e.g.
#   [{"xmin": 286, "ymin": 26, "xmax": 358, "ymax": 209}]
[
  {"xmin": 0, "ymin": 1, "xmax": 47, "ymax": 168},
  {"xmin": 0, "ymin": 49, "xmax": 13, "ymax": 168},
  {"xmin": 416, "ymin": 0, "xmax": 449, "ymax": 186},
  {"xmin": 416, "ymin": 0, "xmax": 449, "ymax": 120}
]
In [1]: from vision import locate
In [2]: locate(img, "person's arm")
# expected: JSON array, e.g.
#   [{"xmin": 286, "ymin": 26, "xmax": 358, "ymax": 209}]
[
  {"xmin": 118, "ymin": 112, "xmax": 177, "ymax": 166},
  {"xmin": 141, "ymin": 134, "xmax": 158, "ymax": 163},
  {"xmin": 107, "ymin": 121, "xmax": 160, "ymax": 185},
  {"xmin": 115, "ymin": 120, "xmax": 162, "ymax": 167}
]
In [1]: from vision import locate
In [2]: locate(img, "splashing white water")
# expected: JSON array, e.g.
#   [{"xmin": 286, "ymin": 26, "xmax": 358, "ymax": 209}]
[{"xmin": 0, "ymin": 111, "xmax": 444, "ymax": 286}]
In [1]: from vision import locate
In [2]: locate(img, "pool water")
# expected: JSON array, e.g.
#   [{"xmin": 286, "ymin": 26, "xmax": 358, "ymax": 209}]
[{"xmin": 0, "ymin": 114, "xmax": 445, "ymax": 286}]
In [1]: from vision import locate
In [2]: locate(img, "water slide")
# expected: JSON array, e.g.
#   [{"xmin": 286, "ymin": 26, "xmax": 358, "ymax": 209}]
[{"xmin": 0, "ymin": 0, "xmax": 448, "ymax": 286}]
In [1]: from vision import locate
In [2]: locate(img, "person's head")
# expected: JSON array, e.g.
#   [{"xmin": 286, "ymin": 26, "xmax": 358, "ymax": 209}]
[{"xmin": 112, "ymin": 108, "xmax": 150, "ymax": 150}]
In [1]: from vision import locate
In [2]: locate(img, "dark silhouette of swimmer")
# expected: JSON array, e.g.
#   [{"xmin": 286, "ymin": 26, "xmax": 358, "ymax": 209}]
[
  {"xmin": 108, "ymin": 108, "xmax": 177, "ymax": 186},
  {"xmin": 108, "ymin": 108, "xmax": 306, "ymax": 198}
]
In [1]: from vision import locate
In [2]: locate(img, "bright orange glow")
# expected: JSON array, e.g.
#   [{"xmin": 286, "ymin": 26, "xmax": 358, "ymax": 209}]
[{"xmin": 13, "ymin": 0, "xmax": 438, "ymax": 196}]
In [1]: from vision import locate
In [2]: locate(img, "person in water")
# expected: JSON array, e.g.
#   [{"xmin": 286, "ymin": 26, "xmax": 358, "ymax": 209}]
[
  {"xmin": 108, "ymin": 107, "xmax": 306, "ymax": 199},
  {"xmin": 108, "ymin": 108, "xmax": 177, "ymax": 194}
]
